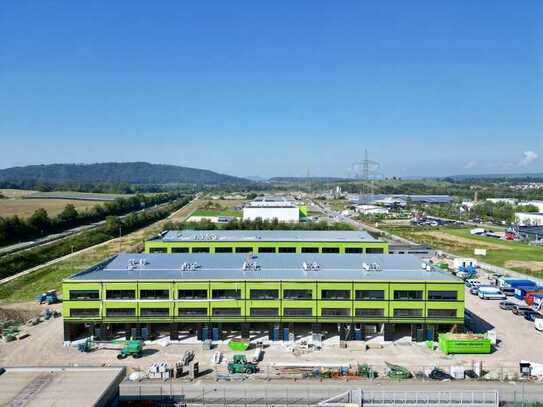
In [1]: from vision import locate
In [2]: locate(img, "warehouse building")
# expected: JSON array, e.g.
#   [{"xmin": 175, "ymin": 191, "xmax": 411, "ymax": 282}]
[
  {"xmin": 243, "ymin": 196, "xmax": 303, "ymax": 222},
  {"xmin": 515, "ymin": 212, "xmax": 543, "ymax": 226},
  {"xmin": 145, "ymin": 230, "xmax": 389, "ymax": 254},
  {"xmin": 62, "ymin": 253, "xmax": 464, "ymax": 342}
]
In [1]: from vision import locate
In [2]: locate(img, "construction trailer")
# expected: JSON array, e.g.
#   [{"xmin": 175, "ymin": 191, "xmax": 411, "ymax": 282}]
[
  {"xmin": 62, "ymin": 253, "xmax": 464, "ymax": 342},
  {"xmin": 144, "ymin": 230, "xmax": 389, "ymax": 255},
  {"xmin": 438, "ymin": 333, "xmax": 492, "ymax": 355}
]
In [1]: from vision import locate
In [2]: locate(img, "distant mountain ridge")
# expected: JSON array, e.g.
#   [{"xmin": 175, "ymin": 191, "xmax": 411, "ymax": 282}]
[
  {"xmin": 446, "ymin": 172, "xmax": 543, "ymax": 181},
  {"xmin": 0, "ymin": 162, "xmax": 252, "ymax": 185}
]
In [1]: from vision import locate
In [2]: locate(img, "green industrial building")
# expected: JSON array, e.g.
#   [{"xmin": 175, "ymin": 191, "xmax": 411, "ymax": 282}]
[
  {"xmin": 62, "ymin": 253, "xmax": 464, "ymax": 342},
  {"xmin": 144, "ymin": 230, "xmax": 389, "ymax": 255}
]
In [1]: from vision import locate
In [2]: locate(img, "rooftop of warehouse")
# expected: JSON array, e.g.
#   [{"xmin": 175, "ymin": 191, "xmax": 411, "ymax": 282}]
[
  {"xmin": 67, "ymin": 253, "xmax": 459, "ymax": 282},
  {"xmin": 149, "ymin": 229, "xmax": 380, "ymax": 243}
]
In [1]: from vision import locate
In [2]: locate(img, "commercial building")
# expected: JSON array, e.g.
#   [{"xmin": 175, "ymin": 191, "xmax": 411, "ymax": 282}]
[
  {"xmin": 515, "ymin": 212, "xmax": 543, "ymax": 226},
  {"xmin": 145, "ymin": 230, "xmax": 389, "ymax": 254},
  {"xmin": 351, "ymin": 194, "xmax": 452, "ymax": 206},
  {"xmin": 62, "ymin": 253, "xmax": 464, "ymax": 342},
  {"xmin": 243, "ymin": 196, "xmax": 303, "ymax": 222}
]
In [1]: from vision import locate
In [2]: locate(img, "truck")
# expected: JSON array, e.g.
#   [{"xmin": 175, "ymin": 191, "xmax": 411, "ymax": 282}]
[
  {"xmin": 478, "ymin": 286, "xmax": 506, "ymax": 300},
  {"xmin": 498, "ymin": 278, "xmax": 537, "ymax": 290}
]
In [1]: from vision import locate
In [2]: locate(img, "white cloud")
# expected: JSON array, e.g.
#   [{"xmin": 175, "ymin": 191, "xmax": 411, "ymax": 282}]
[
  {"xmin": 464, "ymin": 160, "xmax": 478, "ymax": 169},
  {"xmin": 518, "ymin": 151, "xmax": 539, "ymax": 167}
]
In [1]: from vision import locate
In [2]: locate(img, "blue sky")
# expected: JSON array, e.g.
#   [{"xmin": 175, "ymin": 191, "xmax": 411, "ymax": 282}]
[{"xmin": 1, "ymin": 1, "xmax": 542, "ymax": 178}]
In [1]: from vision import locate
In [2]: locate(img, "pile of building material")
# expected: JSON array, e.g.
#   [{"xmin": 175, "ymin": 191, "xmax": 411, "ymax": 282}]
[{"xmin": 148, "ymin": 362, "xmax": 173, "ymax": 380}]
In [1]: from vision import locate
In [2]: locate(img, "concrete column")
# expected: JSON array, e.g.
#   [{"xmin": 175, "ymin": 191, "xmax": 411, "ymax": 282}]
[
  {"xmin": 241, "ymin": 323, "xmax": 250, "ymax": 339},
  {"xmin": 383, "ymin": 323, "xmax": 394, "ymax": 341},
  {"xmin": 170, "ymin": 323, "xmax": 179, "ymax": 340}
]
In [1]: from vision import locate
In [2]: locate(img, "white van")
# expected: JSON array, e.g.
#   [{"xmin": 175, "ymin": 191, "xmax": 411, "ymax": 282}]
[{"xmin": 478, "ymin": 286, "xmax": 506, "ymax": 300}]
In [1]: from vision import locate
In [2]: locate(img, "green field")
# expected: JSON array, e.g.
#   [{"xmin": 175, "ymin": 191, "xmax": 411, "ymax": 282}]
[
  {"xmin": 384, "ymin": 226, "xmax": 543, "ymax": 278},
  {"xmin": 191, "ymin": 209, "xmax": 241, "ymax": 217}
]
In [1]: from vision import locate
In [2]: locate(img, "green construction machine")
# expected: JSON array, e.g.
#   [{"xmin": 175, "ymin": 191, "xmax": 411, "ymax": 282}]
[
  {"xmin": 385, "ymin": 362, "xmax": 412, "ymax": 379},
  {"xmin": 227, "ymin": 354, "xmax": 258, "ymax": 374},
  {"xmin": 113, "ymin": 339, "xmax": 144, "ymax": 359}
]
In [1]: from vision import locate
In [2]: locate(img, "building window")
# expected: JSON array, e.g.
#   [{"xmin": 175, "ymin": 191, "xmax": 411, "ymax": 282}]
[
  {"xmin": 393, "ymin": 290, "xmax": 423, "ymax": 301},
  {"xmin": 258, "ymin": 247, "xmax": 276, "ymax": 253},
  {"xmin": 284, "ymin": 308, "xmax": 312, "ymax": 317},
  {"xmin": 215, "ymin": 247, "xmax": 233, "ymax": 253},
  {"xmin": 178, "ymin": 289, "xmax": 207, "ymax": 299},
  {"xmin": 355, "ymin": 290, "xmax": 385, "ymax": 300},
  {"xmin": 69, "ymin": 290, "xmax": 100, "ymax": 300},
  {"xmin": 301, "ymin": 247, "xmax": 319, "ymax": 253},
  {"xmin": 322, "ymin": 247, "xmax": 340, "ymax": 254},
  {"xmin": 179, "ymin": 308, "xmax": 207, "ymax": 316},
  {"xmin": 192, "ymin": 247, "xmax": 210, "ymax": 253},
  {"xmin": 172, "ymin": 247, "xmax": 189, "ymax": 253},
  {"xmin": 393, "ymin": 309, "xmax": 422, "ymax": 318},
  {"xmin": 321, "ymin": 290, "xmax": 351, "ymax": 300},
  {"xmin": 345, "ymin": 247, "xmax": 363, "ymax": 254},
  {"xmin": 428, "ymin": 291, "xmax": 458, "ymax": 301},
  {"xmin": 70, "ymin": 308, "xmax": 100, "ymax": 317},
  {"xmin": 150, "ymin": 247, "xmax": 167, "ymax": 253},
  {"xmin": 278, "ymin": 247, "xmax": 296, "ymax": 253},
  {"xmin": 141, "ymin": 308, "xmax": 170, "ymax": 317},
  {"xmin": 321, "ymin": 308, "xmax": 351, "ymax": 317},
  {"xmin": 355, "ymin": 308, "xmax": 384, "ymax": 317},
  {"xmin": 106, "ymin": 290, "xmax": 135, "ymax": 300},
  {"xmin": 366, "ymin": 248, "xmax": 384, "ymax": 254},
  {"xmin": 428, "ymin": 309, "xmax": 457, "ymax": 318},
  {"xmin": 212, "ymin": 308, "xmax": 241, "ymax": 316},
  {"xmin": 212, "ymin": 289, "xmax": 241, "ymax": 300},
  {"xmin": 235, "ymin": 247, "xmax": 253, "ymax": 253},
  {"xmin": 106, "ymin": 308, "xmax": 136, "ymax": 317},
  {"xmin": 250, "ymin": 308, "xmax": 279, "ymax": 317},
  {"xmin": 250, "ymin": 289, "xmax": 279, "ymax": 300},
  {"xmin": 140, "ymin": 289, "xmax": 169, "ymax": 300},
  {"xmin": 284, "ymin": 289, "xmax": 312, "ymax": 300}
]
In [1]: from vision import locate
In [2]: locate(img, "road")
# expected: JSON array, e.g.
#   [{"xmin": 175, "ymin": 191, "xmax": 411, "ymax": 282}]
[{"xmin": 120, "ymin": 380, "xmax": 542, "ymax": 404}]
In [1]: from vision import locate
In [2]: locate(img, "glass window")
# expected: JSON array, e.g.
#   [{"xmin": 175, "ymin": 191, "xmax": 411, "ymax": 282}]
[
  {"xmin": 178, "ymin": 289, "xmax": 207, "ymax": 299},
  {"xmin": 355, "ymin": 290, "xmax": 384, "ymax": 300},
  {"xmin": 345, "ymin": 247, "xmax": 363, "ymax": 254},
  {"xmin": 366, "ymin": 248, "xmax": 384, "ymax": 254},
  {"xmin": 192, "ymin": 247, "xmax": 210, "ymax": 253},
  {"xmin": 149, "ymin": 247, "xmax": 167, "ymax": 253},
  {"xmin": 141, "ymin": 308, "xmax": 169, "ymax": 317},
  {"xmin": 179, "ymin": 308, "xmax": 207, "ymax": 316},
  {"xmin": 278, "ymin": 247, "xmax": 296, "ymax": 253},
  {"xmin": 428, "ymin": 309, "xmax": 457, "ymax": 318},
  {"xmin": 212, "ymin": 289, "xmax": 241, "ymax": 299},
  {"xmin": 250, "ymin": 289, "xmax": 279, "ymax": 300},
  {"xmin": 106, "ymin": 290, "xmax": 135, "ymax": 300},
  {"xmin": 235, "ymin": 247, "xmax": 253, "ymax": 253},
  {"xmin": 212, "ymin": 308, "xmax": 241, "ymax": 316},
  {"xmin": 258, "ymin": 247, "xmax": 276, "ymax": 253},
  {"xmin": 284, "ymin": 308, "xmax": 312, "ymax": 317},
  {"xmin": 428, "ymin": 291, "xmax": 458, "ymax": 301},
  {"xmin": 284, "ymin": 289, "xmax": 312, "ymax": 300},
  {"xmin": 70, "ymin": 308, "xmax": 100, "ymax": 317},
  {"xmin": 321, "ymin": 308, "xmax": 351, "ymax": 317},
  {"xmin": 322, "ymin": 247, "xmax": 340, "ymax": 253},
  {"xmin": 106, "ymin": 308, "xmax": 136, "ymax": 317},
  {"xmin": 250, "ymin": 308, "xmax": 279, "ymax": 317},
  {"xmin": 321, "ymin": 290, "xmax": 351, "ymax": 300},
  {"xmin": 355, "ymin": 308, "xmax": 384, "ymax": 317},
  {"xmin": 215, "ymin": 247, "xmax": 233, "ymax": 253},
  {"xmin": 301, "ymin": 247, "xmax": 319, "ymax": 253},
  {"xmin": 393, "ymin": 290, "xmax": 423, "ymax": 301},
  {"xmin": 69, "ymin": 290, "xmax": 100, "ymax": 300},
  {"xmin": 172, "ymin": 247, "xmax": 189, "ymax": 253},
  {"xmin": 140, "ymin": 289, "xmax": 169, "ymax": 300},
  {"xmin": 393, "ymin": 308, "xmax": 422, "ymax": 317}
]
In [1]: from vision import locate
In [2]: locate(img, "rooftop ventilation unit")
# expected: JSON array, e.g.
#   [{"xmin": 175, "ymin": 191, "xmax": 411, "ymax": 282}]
[
  {"xmin": 242, "ymin": 255, "xmax": 261, "ymax": 272},
  {"xmin": 302, "ymin": 262, "xmax": 320, "ymax": 272},
  {"xmin": 180, "ymin": 262, "xmax": 200, "ymax": 272},
  {"xmin": 362, "ymin": 262, "xmax": 382, "ymax": 272},
  {"xmin": 193, "ymin": 233, "xmax": 218, "ymax": 241}
]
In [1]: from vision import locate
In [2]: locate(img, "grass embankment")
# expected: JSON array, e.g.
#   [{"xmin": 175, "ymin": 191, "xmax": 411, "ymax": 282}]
[
  {"xmin": 0, "ymin": 197, "xmax": 198, "ymax": 302},
  {"xmin": 191, "ymin": 209, "xmax": 241, "ymax": 217},
  {"xmin": 384, "ymin": 226, "xmax": 543, "ymax": 279}
]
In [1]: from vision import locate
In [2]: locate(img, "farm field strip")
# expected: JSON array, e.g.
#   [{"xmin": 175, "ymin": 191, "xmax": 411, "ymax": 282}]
[{"xmin": 0, "ymin": 198, "xmax": 106, "ymax": 218}]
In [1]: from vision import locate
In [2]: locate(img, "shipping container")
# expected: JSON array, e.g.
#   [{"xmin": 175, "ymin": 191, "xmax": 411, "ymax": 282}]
[
  {"xmin": 514, "ymin": 286, "xmax": 542, "ymax": 301},
  {"xmin": 438, "ymin": 333, "xmax": 492, "ymax": 355}
]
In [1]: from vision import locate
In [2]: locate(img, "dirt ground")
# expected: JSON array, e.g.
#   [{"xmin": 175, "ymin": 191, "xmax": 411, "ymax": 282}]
[
  {"xmin": 417, "ymin": 231, "xmax": 505, "ymax": 250},
  {"xmin": 505, "ymin": 260, "xmax": 543, "ymax": 272},
  {"xmin": 0, "ymin": 198, "xmax": 103, "ymax": 218}
]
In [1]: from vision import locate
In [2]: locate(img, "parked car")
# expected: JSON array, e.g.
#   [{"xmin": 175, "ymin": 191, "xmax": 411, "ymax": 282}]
[
  {"xmin": 478, "ymin": 286, "xmax": 506, "ymax": 300},
  {"xmin": 512, "ymin": 305, "xmax": 535, "ymax": 316},
  {"xmin": 465, "ymin": 279, "xmax": 481, "ymax": 288},
  {"xmin": 501, "ymin": 287, "xmax": 516, "ymax": 297},
  {"xmin": 470, "ymin": 287, "xmax": 480, "ymax": 295},
  {"xmin": 535, "ymin": 318, "xmax": 543, "ymax": 332},
  {"xmin": 499, "ymin": 301, "xmax": 516, "ymax": 310},
  {"xmin": 524, "ymin": 311, "xmax": 543, "ymax": 322}
]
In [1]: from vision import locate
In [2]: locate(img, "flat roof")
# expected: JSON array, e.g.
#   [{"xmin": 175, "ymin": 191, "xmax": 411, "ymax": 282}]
[
  {"xmin": 68, "ymin": 253, "xmax": 459, "ymax": 282},
  {"xmin": 0, "ymin": 366, "xmax": 125, "ymax": 407},
  {"xmin": 150, "ymin": 229, "xmax": 380, "ymax": 243}
]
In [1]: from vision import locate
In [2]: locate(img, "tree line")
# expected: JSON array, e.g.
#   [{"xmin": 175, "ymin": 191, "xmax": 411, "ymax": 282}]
[
  {"xmin": 0, "ymin": 192, "xmax": 184, "ymax": 247},
  {"xmin": 163, "ymin": 217, "xmax": 356, "ymax": 231}
]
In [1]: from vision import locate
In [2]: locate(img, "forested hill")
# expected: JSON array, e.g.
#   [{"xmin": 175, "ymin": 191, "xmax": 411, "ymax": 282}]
[{"xmin": 0, "ymin": 162, "xmax": 252, "ymax": 186}]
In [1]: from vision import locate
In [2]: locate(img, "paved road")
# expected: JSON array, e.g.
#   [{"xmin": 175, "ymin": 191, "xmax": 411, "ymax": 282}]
[{"xmin": 120, "ymin": 380, "xmax": 542, "ymax": 404}]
